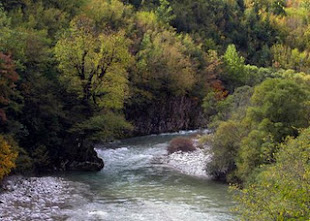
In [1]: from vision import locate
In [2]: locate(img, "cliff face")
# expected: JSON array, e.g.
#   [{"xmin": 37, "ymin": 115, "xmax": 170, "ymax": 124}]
[
  {"xmin": 126, "ymin": 96, "xmax": 207, "ymax": 135},
  {"xmin": 12, "ymin": 137, "xmax": 104, "ymax": 175},
  {"xmin": 60, "ymin": 96, "xmax": 205, "ymax": 171},
  {"xmin": 57, "ymin": 137, "xmax": 104, "ymax": 172},
  {"xmin": 45, "ymin": 96, "xmax": 204, "ymax": 172}
]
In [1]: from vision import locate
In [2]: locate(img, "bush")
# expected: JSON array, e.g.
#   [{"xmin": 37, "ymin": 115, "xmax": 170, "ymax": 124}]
[
  {"xmin": 235, "ymin": 78, "xmax": 310, "ymax": 181},
  {"xmin": 14, "ymin": 147, "xmax": 33, "ymax": 174},
  {"xmin": 0, "ymin": 135, "xmax": 18, "ymax": 181},
  {"xmin": 205, "ymin": 120, "xmax": 245, "ymax": 182},
  {"xmin": 234, "ymin": 128, "xmax": 310, "ymax": 220},
  {"xmin": 167, "ymin": 137, "xmax": 196, "ymax": 154}
]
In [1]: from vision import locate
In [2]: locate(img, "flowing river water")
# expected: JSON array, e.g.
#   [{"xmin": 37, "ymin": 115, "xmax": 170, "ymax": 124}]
[{"xmin": 0, "ymin": 131, "xmax": 236, "ymax": 221}]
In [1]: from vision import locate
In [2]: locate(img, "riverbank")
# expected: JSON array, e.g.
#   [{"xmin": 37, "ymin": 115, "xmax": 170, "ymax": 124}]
[
  {"xmin": 0, "ymin": 176, "xmax": 91, "ymax": 221},
  {"xmin": 0, "ymin": 131, "xmax": 236, "ymax": 221}
]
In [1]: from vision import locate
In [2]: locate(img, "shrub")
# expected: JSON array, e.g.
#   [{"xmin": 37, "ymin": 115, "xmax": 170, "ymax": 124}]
[
  {"xmin": 167, "ymin": 137, "xmax": 196, "ymax": 154},
  {"xmin": 233, "ymin": 128, "xmax": 310, "ymax": 220},
  {"xmin": 0, "ymin": 135, "xmax": 18, "ymax": 181},
  {"xmin": 205, "ymin": 120, "xmax": 245, "ymax": 182},
  {"xmin": 235, "ymin": 78, "xmax": 310, "ymax": 181},
  {"xmin": 14, "ymin": 147, "xmax": 33, "ymax": 174}
]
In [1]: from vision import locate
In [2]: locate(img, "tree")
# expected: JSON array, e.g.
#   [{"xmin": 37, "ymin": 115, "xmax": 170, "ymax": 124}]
[
  {"xmin": 234, "ymin": 128, "xmax": 310, "ymax": 220},
  {"xmin": 202, "ymin": 86, "xmax": 253, "ymax": 181},
  {"xmin": 0, "ymin": 53, "xmax": 19, "ymax": 123},
  {"xmin": 0, "ymin": 7, "xmax": 13, "ymax": 53},
  {"xmin": 222, "ymin": 44, "xmax": 246, "ymax": 91},
  {"xmin": 0, "ymin": 135, "xmax": 18, "ymax": 180},
  {"xmin": 55, "ymin": 17, "xmax": 132, "ymax": 109},
  {"xmin": 247, "ymin": 78, "xmax": 310, "ymax": 140},
  {"xmin": 85, "ymin": 0, "xmax": 132, "ymax": 31},
  {"xmin": 134, "ymin": 30, "xmax": 196, "ymax": 99},
  {"xmin": 204, "ymin": 85, "xmax": 253, "ymax": 126},
  {"xmin": 271, "ymin": 44, "xmax": 310, "ymax": 73},
  {"xmin": 155, "ymin": 0, "xmax": 175, "ymax": 25},
  {"xmin": 55, "ymin": 16, "xmax": 133, "ymax": 140},
  {"xmin": 169, "ymin": 0, "xmax": 243, "ymax": 50},
  {"xmin": 205, "ymin": 120, "xmax": 245, "ymax": 182},
  {"xmin": 236, "ymin": 78, "xmax": 310, "ymax": 180},
  {"xmin": 1, "ymin": 0, "xmax": 26, "ymax": 11}
]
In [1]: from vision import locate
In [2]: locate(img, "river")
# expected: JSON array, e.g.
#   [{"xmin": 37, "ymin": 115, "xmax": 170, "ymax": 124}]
[{"xmin": 0, "ymin": 131, "xmax": 236, "ymax": 221}]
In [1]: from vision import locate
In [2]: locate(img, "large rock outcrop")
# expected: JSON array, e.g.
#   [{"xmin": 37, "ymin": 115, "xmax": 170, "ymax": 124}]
[
  {"xmin": 59, "ymin": 138, "xmax": 104, "ymax": 171},
  {"xmin": 126, "ymin": 96, "xmax": 207, "ymax": 136}
]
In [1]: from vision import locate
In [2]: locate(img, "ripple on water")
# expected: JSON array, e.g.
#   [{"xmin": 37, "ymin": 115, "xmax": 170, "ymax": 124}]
[{"xmin": 0, "ymin": 133, "xmax": 236, "ymax": 221}]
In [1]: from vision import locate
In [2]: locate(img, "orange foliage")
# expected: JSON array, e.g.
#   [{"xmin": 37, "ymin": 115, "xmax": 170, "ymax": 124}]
[
  {"xmin": 204, "ymin": 50, "xmax": 228, "ymax": 101},
  {"xmin": 211, "ymin": 80, "xmax": 228, "ymax": 101},
  {"xmin": 0, "ymin": 135, "xmax": 18, "ymax": 180}
]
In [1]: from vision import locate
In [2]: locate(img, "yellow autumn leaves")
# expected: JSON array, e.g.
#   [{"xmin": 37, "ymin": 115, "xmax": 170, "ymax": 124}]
[{"xmin": 0, "ymin": 135, "xmax": 17, "ymax": 180}]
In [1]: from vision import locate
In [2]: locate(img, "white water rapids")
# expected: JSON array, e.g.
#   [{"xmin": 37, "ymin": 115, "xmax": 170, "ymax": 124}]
[{"xmin": 0, "ymin": 131, "xmax": 236, "ymax": 221}]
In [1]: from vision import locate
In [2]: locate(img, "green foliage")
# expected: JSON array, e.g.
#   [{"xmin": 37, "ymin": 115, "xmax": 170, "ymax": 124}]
[
  {"xmin": 222, "ymin": 44, "xmax": 246, "ymax": 90},
  {"xmin": 72, "ymin": 112, "xmax": 133, "ymax": 142},
  {"xmin": 203, "ymin": 85, "xmax": 253, "ymax": 128},
  {"xmin": 246, "ymin": 78, "xmax": 310, "ymax": 141},
  {"xmin": 31, "ymin": 145, "xmax": 50, "ymax": 171},
  {"xmin": 205, "ymin": 120, "xmax": 245, "ymax": 182},
  {"xmin": 202, "ymin": 86, "xmax": 254, "ymax": 180},
  {"xmin": 85, "ymin": 0, "xmax": 133, "ymax": 30},
  {"xmin": 0, "ymin": 53, "xmax": 20, "ymax": 123},
  {"xmin": 134, "ymin": 30, "xmax": 196, "ymax": 99},
  {"xmin": 205, "ymin": 75, "xmax": 310, "ymax": 187},
  {"xmin": 234, "ymin": 128, "xmax": 310, "ymax": 220},
  {"xmin": 0, "ymin": 7, "xmax": 12, "ymax": 52},
  {"xmin": 243, "ymin": 65, "xmax": 274, "ymax": 86},
  {"xmin": 236, "ymin": 78, "xmax": 310, "ymax": 181},
  {"xmin": 271, "ymin": 0, "xmax": 286, "ymax": 15},
  {"xmin": 155, "ymin": 0, "xmax": 175, "ymax": 25},
  {"xmin": 280, "ymin": 69, "xmax": 310, "ymax": 85},
  {"xmin": 271, "ymin": 44, "xmax": 310, "ymax": 73},
  {"xmin": 135, "ymin": 11, "xmax": 159, "ymax": 31},
  {"xmin": 202, "ymin": 90, "xmax": 220, "ymax": 117},
  {"xmin": 237, "ymin": 128, "xmax": 275, "ymax": 181},
  {"xmin": 54, "ymin": 6, "xmax": 134, "ymax": 142},
  {"xmin": 221, "ymin": 44, "xmax": 276, "ymax": 91},
  {"xmin": 169, "ymin": 0, "xmax": 244, "ymax": 49},
  {"xmin": 55, "ymin": 22, "xmax": 132, "ymax": 109},
  {"xmin": 14, "ymin": 146, "xmax": 33, "ymax": 174},
  {"xmin": 0, "ymin": 0, "xmax": 136, "ymax": 173},
  {"xmin": 0, "ymin": 0, "xmax": 310, "ymax": 194}
]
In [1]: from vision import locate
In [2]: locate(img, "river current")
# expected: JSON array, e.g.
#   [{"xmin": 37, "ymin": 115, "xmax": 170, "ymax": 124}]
[{"xmin": 0, "ymin": 131, "xmax": 236, "ymax": 221}]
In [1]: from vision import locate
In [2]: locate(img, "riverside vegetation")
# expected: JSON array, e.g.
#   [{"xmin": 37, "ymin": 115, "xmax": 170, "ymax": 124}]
[{"xmin": 0, "ymin": 0, "xmax": 310, "ymax": 220}]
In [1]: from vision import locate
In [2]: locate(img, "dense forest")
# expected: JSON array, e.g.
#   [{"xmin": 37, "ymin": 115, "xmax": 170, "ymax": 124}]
[{"xmin": 0, "ymin": 0, "xmax": 309, "ymax": 219}]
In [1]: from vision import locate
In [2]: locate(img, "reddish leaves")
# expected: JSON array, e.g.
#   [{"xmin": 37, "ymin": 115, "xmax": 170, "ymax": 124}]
[{"xmin": 0, "ymin": 53, "xmax": 19, "ymax": 122}]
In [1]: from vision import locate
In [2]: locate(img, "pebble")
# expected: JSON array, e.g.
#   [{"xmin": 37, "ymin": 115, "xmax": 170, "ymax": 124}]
[{"xmin": 0, "ymin": 176, "xmax": 90, "ymax": 220}]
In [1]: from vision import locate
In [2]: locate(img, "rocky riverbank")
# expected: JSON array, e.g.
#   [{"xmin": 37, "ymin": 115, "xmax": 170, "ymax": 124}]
[{"xmin": 0, "ymin": 176, "xmax": 91, "ymax": 221}]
